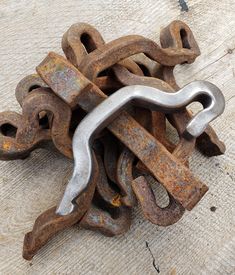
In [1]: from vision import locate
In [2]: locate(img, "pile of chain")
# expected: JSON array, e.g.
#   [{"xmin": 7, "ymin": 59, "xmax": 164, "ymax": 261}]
[{"xmin": 0, "ymin": 21, "xmax": 225, "ymax": 260}]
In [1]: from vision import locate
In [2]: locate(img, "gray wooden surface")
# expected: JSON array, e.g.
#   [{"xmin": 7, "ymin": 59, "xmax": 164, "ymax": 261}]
[{"xmin": 0, "ymin": 1, "xmax": 234, "ymax": 274}]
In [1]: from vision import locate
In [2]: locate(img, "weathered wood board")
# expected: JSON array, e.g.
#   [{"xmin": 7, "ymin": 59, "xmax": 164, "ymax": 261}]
[{"xmin": 0, "ymin": 0, "xmax": 234, "ymax": 274}]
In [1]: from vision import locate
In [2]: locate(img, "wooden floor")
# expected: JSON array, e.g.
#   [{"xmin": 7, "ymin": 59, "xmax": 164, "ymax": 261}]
[{"xmin": 0, "ymin": 0, "xmax": 234, "ymax": 274}]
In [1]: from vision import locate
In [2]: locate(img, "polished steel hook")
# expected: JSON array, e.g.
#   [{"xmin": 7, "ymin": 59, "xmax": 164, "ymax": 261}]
[{"xmin": 56, "ymin": 81, "xmax": 225, "ymax": 215}]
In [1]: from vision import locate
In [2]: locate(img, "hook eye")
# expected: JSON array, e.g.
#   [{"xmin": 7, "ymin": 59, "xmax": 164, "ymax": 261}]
[
  {"xmin": 0, "ymin": 123, "xmax": 17, "ymax": 138},
  {"xmin": 15, "ymin": 74, "xmax": 47, "ymax": 107},
  {"xmin": 37, "ymin": 111, "xmax": 53, "ymax": 130},
  {"xmin": 132, "ymin": 176, "xmax": 185, "ymax": 226},
  {"xmin": 0, "ymin": 111, "xmax": 34, "ymax": 160},
  {"xmin": 180, "ymin": 28, "xmax": 191, "ymax": 49},
  {"xmin": 0, "ymin": 112, "xmax": 21, "ymax": 139},
  {"xmin": 80, "ymin": 32, "xmax": 99, "ymax": 54},
  {"xmin": 62, "ymin": 23, "xmax": 105, "ymax": 67}
]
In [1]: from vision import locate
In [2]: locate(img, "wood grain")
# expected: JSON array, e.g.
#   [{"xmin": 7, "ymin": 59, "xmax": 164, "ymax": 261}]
[{"xmin": 0, "ymin": 0, "xmax": 234, "ymax": 274}]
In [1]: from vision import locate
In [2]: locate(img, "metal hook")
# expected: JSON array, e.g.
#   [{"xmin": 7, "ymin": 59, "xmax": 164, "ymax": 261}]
[{"xmin": 56, "ymin": 81, "xmax": 225, "ymax": 215}]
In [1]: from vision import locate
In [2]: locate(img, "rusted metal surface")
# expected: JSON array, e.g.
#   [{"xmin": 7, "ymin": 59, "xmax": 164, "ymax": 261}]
[
  {"xmin": 37, "ymin": 53, "xmax": 214, "ymax": 212},
  {"xmin": 94, "ymin": 75, "xmax": 123, "ymax": 93},
  {"xmin": 15, "ymin": 74, "xmax": 54, "ymax": 130},
  {"xmin": 23, "ymin": 150, "xmax": 130, "ymax": 259},
  {"xmin": 79, "ymin": 35, "xmax": 199, "ymax": 81},
  {"xmin": 80, "ymin": 204, "xmax": 131, "ymax": 237},
  {"xmin": 15, "ymin": 74, "xmax": 48, "ymax": 107},
  {"xmin": 0, "ymin": 20, "xmax": 226, "ymax": 261},
  {"xmin": 100, "ymin": 134, "xmax": 120, "ymax": 184},
  {"xmin": 56, "ymin": 82, "xmax": 224, "ymax": 216},
  {"xmin": 23, "ymin": 152, "xmax": 99, "ymax": 260},
  {"xmin": 130, "ymin": 53, "xmax": 161, "ymax": 77},
  {"xmin": 95, "ymin": 153, "xmax": 121, "ymax": 207},
  {"xmin": 159, "ymin": 22, "xmax": 226, "ymax": 156},
  {"xmin": 132, "ymin": 138, "xmax": 195, "ymax": 225},
  {"xmin": 160, "ymin": 66, "xmax": 226, "ymax": 156},
  {"xmin": 62, "ymin": 22, "xmax": 143, "ymax": 83},
  {"xmin": 110, "ymin": 65, "xmax": 194, "ymax": 224},
  {"xmin": 0, "ymin": 87, "xmax": 72, "ymax": 160},
  {"xmin": 62, "ymin": 22, "xmax": 105, "ymax": 67},
  {"xmin": 132, "ymin": 176, "xmax": 185, "ymax": 226},
  {"xmin": 112, "ymin": 64, "xmax": 174, "ymax": 151},
  {"xmin": 116, "ymin": 148, "xmax": 137, "ymax": 207},
  {"xmin": 160, "ymin": 20, "xmax": 200, "ymax": 57}
]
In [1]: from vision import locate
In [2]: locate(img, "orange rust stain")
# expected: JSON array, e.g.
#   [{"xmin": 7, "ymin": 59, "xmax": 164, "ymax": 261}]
[
  {"xmin": 111, "ymin": 194, "xmax": 122, "ymax": 207},
  {"xmin": 3, "ymin": 141, "xmax": 11, "ymax": 150},
  {"xmin": 139, "ymin": 195, "xmax": 144, "ymax": 202}
]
